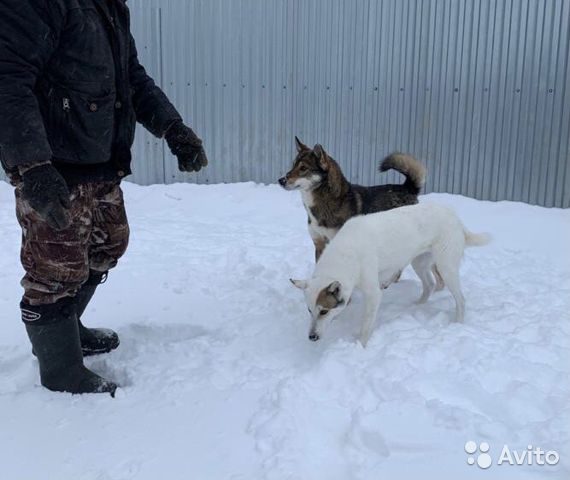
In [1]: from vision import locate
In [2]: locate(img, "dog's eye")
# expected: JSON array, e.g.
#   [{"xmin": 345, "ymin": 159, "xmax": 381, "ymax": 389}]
[
  {"xmin": 299, "ymin": 165, "xmax": 307, "ymax": 172},
  {"xmin": 319, "ymin": 309, "xmax": 329, "ymax": 316}
]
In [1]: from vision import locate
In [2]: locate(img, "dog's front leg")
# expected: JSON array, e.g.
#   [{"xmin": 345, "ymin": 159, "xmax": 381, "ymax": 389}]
[
  {"xmin": 359, "ymin": 287, "xmax": 383, "ymax": 347},
  {"xmin": 313, "ymin": 236, "xmax": 327, "ymax": 262}
]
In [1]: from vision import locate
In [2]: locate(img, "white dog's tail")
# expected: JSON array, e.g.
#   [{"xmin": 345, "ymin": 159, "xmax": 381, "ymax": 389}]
[{"xmin": 464, "ymin": 229, "xmax": 492, "ymax": 247}]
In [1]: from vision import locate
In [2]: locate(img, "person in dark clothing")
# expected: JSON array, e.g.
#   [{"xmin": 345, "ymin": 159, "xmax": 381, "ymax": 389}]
[{"xmin": 0, "ymin": 0, "xmax": 208, "ymax": 396}]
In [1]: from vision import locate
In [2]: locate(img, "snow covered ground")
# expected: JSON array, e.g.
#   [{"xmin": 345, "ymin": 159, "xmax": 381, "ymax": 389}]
[{"xmin": 0, "ymin": 180, "xmax": 569, "ymax": 480}]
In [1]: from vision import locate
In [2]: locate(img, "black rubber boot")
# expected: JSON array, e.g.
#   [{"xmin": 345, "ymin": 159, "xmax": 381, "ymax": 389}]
[
  {"xmin": 75, "ymin": 271, "xmax": 120, "ymax": 357},
  {"xmin": 22, "ymin": 298, "xmax": 117, "ymax": 396}
]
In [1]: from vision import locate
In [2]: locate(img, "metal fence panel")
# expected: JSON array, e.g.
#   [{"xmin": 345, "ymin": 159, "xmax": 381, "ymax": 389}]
[{"xmin": 2, "ymin": 0, "xmax": 569, "ymax": 207}]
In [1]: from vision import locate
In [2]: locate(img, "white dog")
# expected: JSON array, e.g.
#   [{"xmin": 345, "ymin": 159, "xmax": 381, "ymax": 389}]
[{"xmin": 291, "ymin": 203, "xmax": 490, "ymax": 346}]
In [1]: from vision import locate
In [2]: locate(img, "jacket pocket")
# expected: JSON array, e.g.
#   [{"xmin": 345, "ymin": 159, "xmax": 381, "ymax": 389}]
[{"xmin": 46, "ymin": 87, "xmax": 116, "ymax": 165}]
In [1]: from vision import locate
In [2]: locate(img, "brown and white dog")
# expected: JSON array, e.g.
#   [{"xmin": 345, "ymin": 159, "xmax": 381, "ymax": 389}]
[
  {"xmin": 279, "ymin": 137, "xmax": 444, "ymax": 290},
  {"xmin": 279, "ymin": 137, "xmax": 425, "ymax": 258}
]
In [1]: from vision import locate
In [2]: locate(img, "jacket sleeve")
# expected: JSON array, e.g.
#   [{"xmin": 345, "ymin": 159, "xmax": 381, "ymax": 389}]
[
  {"xmin": 0, "ymin": 0, "xmax": 64, "ymax": 171},
  {"xmin": 128, "ymin": 33, "xmax": 182, "ymax": 138}
]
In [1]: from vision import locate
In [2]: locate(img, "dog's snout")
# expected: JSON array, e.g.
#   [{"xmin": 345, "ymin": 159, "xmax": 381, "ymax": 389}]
[
  {"xmin": 278, "ymin": 177, "xmax": 287, "ymax": 187},
  {"xmin": 308, "ymin": 332, "xmax": 320, "ymax": 342}
]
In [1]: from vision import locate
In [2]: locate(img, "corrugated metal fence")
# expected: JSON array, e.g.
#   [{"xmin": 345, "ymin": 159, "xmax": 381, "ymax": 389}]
[{"xmin": 3, "ymin": 0, "xmax": 570, "ymax": 207}]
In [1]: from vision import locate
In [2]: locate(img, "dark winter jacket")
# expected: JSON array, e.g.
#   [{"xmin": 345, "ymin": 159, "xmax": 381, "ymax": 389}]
[{"xmin": 0, "ymin": 0, "xmax": 181, "ymax": 182}]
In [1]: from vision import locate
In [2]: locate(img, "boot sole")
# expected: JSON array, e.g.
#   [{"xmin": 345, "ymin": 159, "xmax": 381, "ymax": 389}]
[
  {"xmin": 82, "ymin": 346, "xmax": 117, "ymax": 357},
  {"xmin": 82, "ymin": 338, "xmax": 120, "ymax": 357},
  {"xmin": 32, "ymin": 339, "xmax": 120, "ymax": 358}
]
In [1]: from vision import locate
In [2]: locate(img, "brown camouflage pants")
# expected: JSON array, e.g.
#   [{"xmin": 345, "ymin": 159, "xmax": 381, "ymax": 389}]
[{"xmin": 15, "ymin": 181, "xmax": 129, "ymax": 306}]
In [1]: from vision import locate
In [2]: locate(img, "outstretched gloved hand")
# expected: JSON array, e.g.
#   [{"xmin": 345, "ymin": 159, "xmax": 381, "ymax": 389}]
[{"xmin": 165, "ymin": 121, "xmax": 208, "ymax": 173}]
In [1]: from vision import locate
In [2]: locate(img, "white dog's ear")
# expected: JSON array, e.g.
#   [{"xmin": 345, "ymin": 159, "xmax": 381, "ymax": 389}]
[
  {"xmin": 290, "ymin": 278, "xmax": 308, "ymax": 290},
  {"xmin": 327, "ymin": 281, "xmax": 342, "ymax": 300},
  {"xmin": 295, "ymin": 136, "xmax": 309, "ymax": 153}
]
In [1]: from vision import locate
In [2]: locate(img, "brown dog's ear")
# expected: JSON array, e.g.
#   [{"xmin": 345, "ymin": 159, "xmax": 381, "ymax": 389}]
[
  {"xmin": 318, "ymin": 150, "xmax": 345, "ymax": 197},
  {"xmin": 295, "ymin": 136, "xmax": 309, "ymax": 153},
  {"xmin": 314, "ymin": 144, "xmax": 329, "ymax": 171}
]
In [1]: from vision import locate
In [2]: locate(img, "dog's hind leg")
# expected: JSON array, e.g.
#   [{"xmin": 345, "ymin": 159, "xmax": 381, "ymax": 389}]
[
  {"xmin": 432, "ymin": 265, "xmax": 445, "ymax": 291},
  {"xmin": 380, "ymin": 269, "xmax": 402, "ymax": 289},
  {"xmin": 432, "ymin": 249, "xmax": 465, "ymax": 323},
  {"xmin": 412, "ymin": 253, "xmax": 435, "ymax": 304}
]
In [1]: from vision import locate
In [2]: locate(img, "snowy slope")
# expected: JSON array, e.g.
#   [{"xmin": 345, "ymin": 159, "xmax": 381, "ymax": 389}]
[{"xmin": 0, "ymin": 181, "xmax": 569, "ymax": 480}]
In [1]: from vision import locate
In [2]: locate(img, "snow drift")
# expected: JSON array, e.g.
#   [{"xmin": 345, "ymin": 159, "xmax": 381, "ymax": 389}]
[{"xmin": 0, "ymin": 181, "xmax": 568, "ymax": 480}]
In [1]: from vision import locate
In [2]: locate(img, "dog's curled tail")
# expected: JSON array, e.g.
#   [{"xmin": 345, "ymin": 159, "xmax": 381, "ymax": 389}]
[
  {"xmin": 464, "ymin": 230, "xmax": 492, "ymax": 247},
  {"xmin": 379, "ymin": 153, "xmax": 426, "ymax": 194}
]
